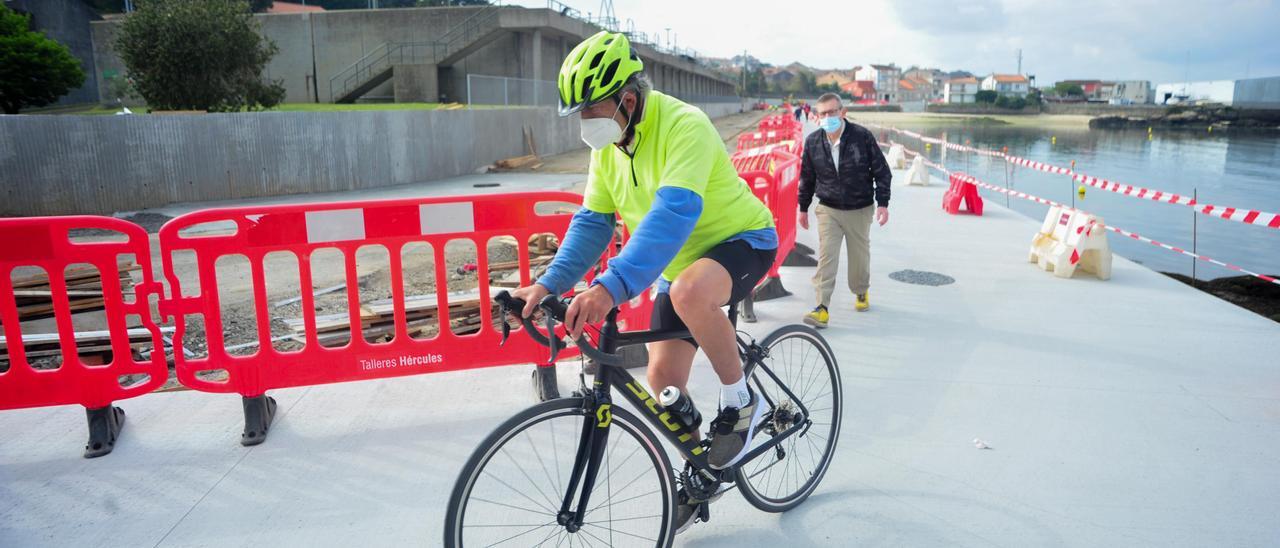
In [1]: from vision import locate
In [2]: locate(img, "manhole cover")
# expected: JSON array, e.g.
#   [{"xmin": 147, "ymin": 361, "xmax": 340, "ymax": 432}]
[{"xmin": 889, "ymin": 270, "xmax": 955, "ymax": 286}]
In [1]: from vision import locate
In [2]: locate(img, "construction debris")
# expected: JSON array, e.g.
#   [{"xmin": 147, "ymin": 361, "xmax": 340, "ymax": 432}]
[{"xmin": 8, "ymin": 261, "xmax": 139, "ymax": 322}]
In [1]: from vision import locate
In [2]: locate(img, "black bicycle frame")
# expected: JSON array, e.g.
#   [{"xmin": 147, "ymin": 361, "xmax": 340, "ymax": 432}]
[{"xmin": 555, "ymin": 306, "xmax": 815, "ymax": 529}]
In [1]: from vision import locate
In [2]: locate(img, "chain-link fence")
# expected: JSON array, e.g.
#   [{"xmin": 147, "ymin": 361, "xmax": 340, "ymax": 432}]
[{"xmin": 466, "ymin": 74, "xmax": 557, "ymax": 107}]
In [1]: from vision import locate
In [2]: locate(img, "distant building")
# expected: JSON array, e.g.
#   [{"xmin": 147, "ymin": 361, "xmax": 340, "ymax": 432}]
[
  {"xmin": 944, "ymin": 76, "xmax": 979, "ymax": 103},
  {"xmin": 856, "ymin": 64, "xmax": 901, "ymax": 102},
  {"xmin": 898, "ymin": 77, "xmax": 933, "ymax": 102},
  {"xmin": 816, "ymin": 70, "xmax": 856, "ymax": 88},
  {"xmin": 904, "ymin": 68, "xmax": 945, "ymax": 100},
  {"xmin": 1108, "ymin": 81, "xmax": 1151, "ymax": 104},
  {"xmin": 267, "ymin": 1, "xmax": 325, "ymax": 13},
  {"xmin": 841, "ymin": 80, "xmax": 877, "ymax": 102},
  {"xmin": 981, "ymin": 74, "xmax": 1030, "ymax": 97}
]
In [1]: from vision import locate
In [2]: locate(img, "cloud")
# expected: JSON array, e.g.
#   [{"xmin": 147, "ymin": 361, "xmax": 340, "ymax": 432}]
[{"xmin": 514, "ymin": 0, "xmax": 1280, "ymax": 85}]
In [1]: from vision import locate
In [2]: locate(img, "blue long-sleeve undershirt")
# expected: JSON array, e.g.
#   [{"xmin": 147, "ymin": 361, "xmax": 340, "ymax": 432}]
[
  {"xmin": 535, "ymin": 187, "xmax": 704, "ymax": 304},
  {"xmin": 534, "ymin": 207, "xmax": 615, "ymax": 296},
  {"xmin": 591, "ymin": 187, "xmax": 703, "ymax": 304}
]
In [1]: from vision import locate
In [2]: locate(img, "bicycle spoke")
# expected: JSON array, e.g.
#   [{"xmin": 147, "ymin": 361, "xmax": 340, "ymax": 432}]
[
  {"xmin": 476, "ymin": 520, "xmax": 557, "ymax": 548},
  {"xmin": 500, "ymin": 446, "xmax": 561, "ymax": 511},
  {"xmin": 527, "ymin": 425, "xmax": 562, "ymax": 505},
  {"xmin": 481, "ymin": 469, "xmax": 557, "ymax": 515},
  {"xmin": 470, "ymin": 496, "xmax": 555, "ymax": 516},
  {"xmin": 582, "ymin": 523, "xmax": 657, "ymax": 543},
  {"xmin": 533, "ymin": 523, "xmax": 563, "ymax": 547}
]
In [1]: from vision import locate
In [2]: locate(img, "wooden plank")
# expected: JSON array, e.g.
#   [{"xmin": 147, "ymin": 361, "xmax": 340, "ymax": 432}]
[{"xmin": 0, "ymin": 327, "xmax": 174, "ymax": 352}]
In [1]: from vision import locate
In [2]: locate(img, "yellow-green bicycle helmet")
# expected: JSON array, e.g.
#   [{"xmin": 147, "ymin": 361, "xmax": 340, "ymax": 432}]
[{"xmin": 557, "ymin": 31, "xmax": 644, "ymax": 116}]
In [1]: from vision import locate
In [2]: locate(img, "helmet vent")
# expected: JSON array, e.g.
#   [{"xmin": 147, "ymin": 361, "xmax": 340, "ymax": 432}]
[
  {"xmin": 600, "ymin": 59, "xmax": 621, "ymax": 89},
  {"xmin": 588, "ymin": 50, "xmax": 606, "ymax": 70}
]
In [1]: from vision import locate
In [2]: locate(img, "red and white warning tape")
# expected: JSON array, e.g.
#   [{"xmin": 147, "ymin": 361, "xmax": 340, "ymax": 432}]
[
  {"xmin": 883, "ymin": 140, "xmax": 1280, "ymax": 286},
  {"xmin": 872, "ymin": 124, "xmax": 1280, "ymax": 230}
]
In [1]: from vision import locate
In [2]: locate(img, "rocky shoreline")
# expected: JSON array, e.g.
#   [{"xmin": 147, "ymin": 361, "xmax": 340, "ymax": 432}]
[
  {"xmin": 1163, "ymin": 272, "xmax": 1280, "ymax": 323},
  {"xmin": 1091, "ymin": 105, "xmax": 1280, "ymax": 131}
]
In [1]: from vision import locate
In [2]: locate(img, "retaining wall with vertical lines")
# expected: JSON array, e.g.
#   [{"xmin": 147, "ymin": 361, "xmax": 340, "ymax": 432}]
[{"xmin": 0, "ymin": 107, "xmax": 581, "ymax": 217}]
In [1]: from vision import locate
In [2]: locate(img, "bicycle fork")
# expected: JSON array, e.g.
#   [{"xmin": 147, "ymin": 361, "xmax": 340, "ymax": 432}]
[{"xmin": 555, "ymin": 388, "xmax": 613, "ymax": 533}]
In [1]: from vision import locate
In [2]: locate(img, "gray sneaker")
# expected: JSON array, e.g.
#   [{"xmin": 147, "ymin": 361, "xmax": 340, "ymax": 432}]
[
  {"xmin": 707, "ymin": 390, "xmax": 766, "ymax": 470},
  {"xmin": 674, "ymin": 496, "xmax": 699, "ymax": 535}
]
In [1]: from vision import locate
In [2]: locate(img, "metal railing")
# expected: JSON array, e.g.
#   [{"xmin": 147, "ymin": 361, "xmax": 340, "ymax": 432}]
[
  {"xmin": 327, "ymin": 3, "xmax": 504, "ymax": 103},
  {"xmin": 467, "ymin": 74, "xmax": 557, "ymax": 107},
  {"xmin": 329, "ymin": 41, "xmax": 446, "ymax": 102}
]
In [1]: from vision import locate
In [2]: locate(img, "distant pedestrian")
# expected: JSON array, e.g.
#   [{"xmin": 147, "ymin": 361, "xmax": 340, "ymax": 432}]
[{"xmin": 797, "ymin": 93, "xmax": 891, "ymax": 327}]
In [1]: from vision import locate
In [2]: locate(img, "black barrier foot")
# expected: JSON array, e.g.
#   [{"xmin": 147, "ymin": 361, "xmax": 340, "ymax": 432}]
[
  {"xmin": 533, "ymin": 366, "xmax": 560, "ymax": 402},
  {"xmin": 752, "ymin": 276, "xmax": 792, "ymax": 303},
  {"xmin": 241, "ymin": 395, "xmax": 277, "ymax": 446},
  {"xmin": 84, "ymin": 405, "xmax": 125, "ymax": 458},
  {"xmin": 782, "ymin": 246, "xmax": 818, "ymax": 267},
  {"xmin": 742, "ymin": 295, "xmax": 758, "ymax": 323}
]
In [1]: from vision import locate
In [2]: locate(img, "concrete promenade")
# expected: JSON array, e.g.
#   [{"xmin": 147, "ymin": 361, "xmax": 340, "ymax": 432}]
[{"xmin": 1, "ymin": 165, "xmax": 1277, "ymax": 547}]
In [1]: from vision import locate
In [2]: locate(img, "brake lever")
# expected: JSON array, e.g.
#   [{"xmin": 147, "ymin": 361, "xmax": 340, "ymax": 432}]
[
  {"xmin": 544, "ymin": 303, "xmax": 561, "ymax": 363},
  {"xmin": 499, "ymin": 302, "xmax": 511, "ymax": 346}
]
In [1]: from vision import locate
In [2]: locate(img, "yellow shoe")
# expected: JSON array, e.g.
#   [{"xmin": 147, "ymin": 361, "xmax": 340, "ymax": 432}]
[
  {"xmin": 855, "ymin": 292, "xmax": 870, "ymax": 312},
  {"xmin": 803, "ymin": 306, "xmax": 829, "ymax": 328}
]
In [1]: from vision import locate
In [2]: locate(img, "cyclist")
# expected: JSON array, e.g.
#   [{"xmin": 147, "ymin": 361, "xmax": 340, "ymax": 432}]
[{"xmin": 511, "ymin": 31, "xmax": 778, "ymax": 532}]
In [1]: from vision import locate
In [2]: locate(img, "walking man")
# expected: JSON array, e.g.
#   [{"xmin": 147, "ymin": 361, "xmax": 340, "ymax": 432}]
[{"xmin": 797, "ymin": 93, "xmax": 891, "ymax": 327}]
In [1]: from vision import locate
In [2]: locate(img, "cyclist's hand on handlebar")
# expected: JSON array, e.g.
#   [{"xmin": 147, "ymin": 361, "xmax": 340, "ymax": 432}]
[
  {"xmin": 511, "ymin": 284, "xmax": 550, "ymax": 319},
  {"xmin": 565, "ymin": 284, "xmax": 614, "ymax": 340}
]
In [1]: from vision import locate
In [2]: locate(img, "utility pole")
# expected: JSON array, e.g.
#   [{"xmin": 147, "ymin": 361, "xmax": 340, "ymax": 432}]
[
  {"xmin": 665, "ymin": 28, "xmax": 671, "ymax": 49},
  {"xmin": 742, "ymin": 49, "xmax": 748, "ymax": 95},
  {"xmin": 1017, "ymin": 49, "xmax": 1022, "ymax": 75}
]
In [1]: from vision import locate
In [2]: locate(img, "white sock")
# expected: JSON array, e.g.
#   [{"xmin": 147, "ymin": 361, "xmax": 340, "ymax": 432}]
[{"xmin": 719, "ymin": 376, "xmax": 751, "ymax": 409}]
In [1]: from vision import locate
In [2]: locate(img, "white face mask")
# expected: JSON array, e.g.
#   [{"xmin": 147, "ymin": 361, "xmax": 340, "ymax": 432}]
[{"xmin": 579, "ymin": 97, "xmax": 628, "ymax": 150}]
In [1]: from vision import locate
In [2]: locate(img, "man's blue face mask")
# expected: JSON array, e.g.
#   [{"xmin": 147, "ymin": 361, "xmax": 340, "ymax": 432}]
[{"xmin": 820, "ymin": 115, "xmax": 842, "ymax": 134}]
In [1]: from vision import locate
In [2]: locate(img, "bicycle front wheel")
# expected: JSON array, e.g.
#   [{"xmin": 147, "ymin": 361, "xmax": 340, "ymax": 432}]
[
  {"xmin": 735, "ymin": 324, "xmax": 843, "ymax": 512},
  {"xmin": 445, "ymin": 397, "xmax": 678, "ymax": 547}
]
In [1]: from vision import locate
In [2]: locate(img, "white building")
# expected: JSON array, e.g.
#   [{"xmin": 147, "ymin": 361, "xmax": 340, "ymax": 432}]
[
  {"xmin": 1155, "ymin": 80, "xmax": 1237, "ymax": 105},
  {"xmin": 944, "ymin": 76, "xmax": 980, "ymax": 103},
  {"xmin": 855, "ymin": 64, "xmax": 901, "ymax": 102},
  {"xmin": 980, "ymin": 74, "xmax": 1030, "ymax": 97}
]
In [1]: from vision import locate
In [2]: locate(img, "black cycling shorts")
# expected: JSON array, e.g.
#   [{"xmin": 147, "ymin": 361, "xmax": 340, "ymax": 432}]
[{"xmin": 650, "ymin": 239, "xmax": 777, "ymax": 348}]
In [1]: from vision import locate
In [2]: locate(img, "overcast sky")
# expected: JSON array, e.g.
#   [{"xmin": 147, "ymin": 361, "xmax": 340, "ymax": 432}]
[{"xmin": 509, "ymin": 0, "xmax": 1280, "ymax": 84}]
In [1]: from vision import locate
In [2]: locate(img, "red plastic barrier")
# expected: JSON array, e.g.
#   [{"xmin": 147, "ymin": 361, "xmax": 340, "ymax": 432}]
[
  {"xmin": 156, "ymin": 192, "xmax": 649, "ymax": 399},
  {"xmin": 733, "ymin": 149, "xmax": 802, "ymax": 277},
  {"xmin": 0, "ymin": 216, "xmax": 168, "ymax": 411},
  {"xmin": 944, "ymin": 173, "xmax": 984, "ymax": 215}
]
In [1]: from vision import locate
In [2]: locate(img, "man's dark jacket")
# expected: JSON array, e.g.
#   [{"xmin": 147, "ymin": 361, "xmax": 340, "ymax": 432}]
[{"xmin": 798, "ymin": 120, "xmax": 892, "ymax": 212}]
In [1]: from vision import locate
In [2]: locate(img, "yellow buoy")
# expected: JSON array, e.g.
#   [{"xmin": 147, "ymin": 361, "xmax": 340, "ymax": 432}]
[
  {"xmin": 1051, "ymin": 136, "xmax": 1057, "ymax": 145},
  {"xmin": 1078, "ymin": 185, "xmax": 1086, "ymax": 198},
  {"xmin": 1208, "ymin": 126, "xmax": 1213, "ymax": 133}
]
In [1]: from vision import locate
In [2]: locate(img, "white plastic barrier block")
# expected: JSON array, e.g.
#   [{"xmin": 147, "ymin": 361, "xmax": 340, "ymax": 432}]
[
  {"xmin": 1029, "ymin": 207, "xmax": 1112, "ymax": 280},
  {"xmin": 887, "ymin": 144, "xmax": 907, "ymax": 169},
  {"xmin": 906, "ymin": 155, "xmax": 929, "ymax": 186}
]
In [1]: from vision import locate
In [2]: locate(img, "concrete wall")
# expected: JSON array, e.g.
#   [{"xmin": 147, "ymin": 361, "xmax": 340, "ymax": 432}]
[
  {"xmin": 1232, "ymin": 76, "xmax": 1280, "ymax": 110},
  {"xmin": 0, "ymin": 98, "xmax": 745, "ymax": 217},
  {"xmin": 5, "ymin": 0, "xmax": 100, "ymax": 107},
  {"xmin": 0, "ymin": 108, "xmax": 580, "ymax": 217}
]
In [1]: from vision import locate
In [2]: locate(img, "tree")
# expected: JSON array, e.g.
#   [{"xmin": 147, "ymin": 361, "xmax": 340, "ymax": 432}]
[
  {"xmin": 994, "ymin": 95, "xmax": 1027, "ymax": 109},
  {"xmin": 116, "ymin": 0, "xmax": 285, "ymax": 112},
  {"xmin": 1053, "ymin": 82, "xmax": 1084, "ymax": 97},
  {"xmin": 975, "ymin": 90, "xmax": 998, "ymax": 104},
  {"xmin": 250, "ymin": 0, "xmax": 274, "ymax": 12},
  {"xmin": 0, "ymin": 6, "xmax": 86, "ymax": 114}
]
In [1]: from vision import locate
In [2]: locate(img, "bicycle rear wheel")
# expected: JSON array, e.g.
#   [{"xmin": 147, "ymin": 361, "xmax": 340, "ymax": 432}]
[
  {"xmin": 445, "ymin": 397, "xmax": 678, "ymax": 547},
  {"xmin": 735, "ymin": 324, "xmax": 843, "ymax": 512}
]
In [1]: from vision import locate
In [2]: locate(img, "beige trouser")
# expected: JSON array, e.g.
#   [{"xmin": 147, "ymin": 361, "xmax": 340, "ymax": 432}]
[{"xmin": 813, "ymin": 203, "xmax": 873, "ymax": 307}]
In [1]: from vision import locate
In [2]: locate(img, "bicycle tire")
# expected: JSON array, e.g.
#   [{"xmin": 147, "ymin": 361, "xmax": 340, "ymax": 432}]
[
  {"xmin": 734, "ymin": 324, "xmax": 843, "ymax": 512},
  {"xmin": 445, "ymin": 397, "xmax": 678, "ymax": 547}
]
